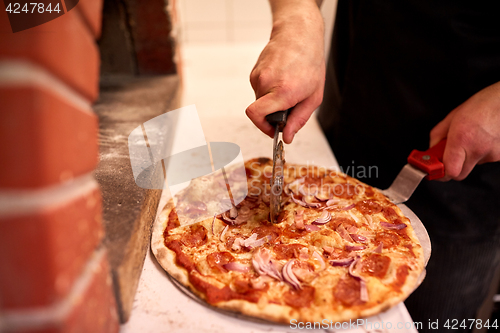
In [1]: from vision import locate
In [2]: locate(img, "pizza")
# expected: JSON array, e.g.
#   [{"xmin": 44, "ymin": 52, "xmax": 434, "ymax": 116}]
[{"xmin": 151, "ymin": 157, "xmax": 425, "ymax": 324}]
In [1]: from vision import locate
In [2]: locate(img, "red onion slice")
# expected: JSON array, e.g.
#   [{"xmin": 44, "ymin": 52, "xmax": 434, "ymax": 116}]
[
  {"xmin": 336, "ymin": 225, "xmax": 354, "ymax": 242},
  {"xmin": 348, "ymin": 258, "xmax": 369, "ymax": 303},
  {"xmin": 305, "ymin": 224, "xmax": 320, "ymax": 232},
  {"xmin": 373, "ymin": 242, "xmax": 383, "ymax": 253},
  {"xmin": 325, "ymin": 198, "xmax": 340, "ymax": 207},
  {"xmin": 223, "ymin": 262, "xmax": 250, "ymax": 273},
  {"xmin": 348, "ymin": 257, "xmax": 362, "ymax": 279},
  {"xmin": 360, "ymin": 279, "xmax": 369, "ymax": 302},
  {"xmin": 380, "ymin": 221, "xmax": 407, "ymax": 230},
  {"xmin": 329, "ymin": 257, "xmax": 355, "ymax": 267},
  {"xmin": 294, "ymin": 211, "xmax": 305, "ymax": 230},
  {"xmin": 364, "ymin": 214, "xmax": 375, "ymax": 228},
  {"xmin": 348, "ymin": 211, "xmax": 361, "ymax": 224},
  {"xmin": 231, "ymin": 238, "xmax": 244, "ymax": 251},
  {"xmin": 323, "ymin": 245, "xmax": 334, "ymax": 254},
  {"xmin": 252, "ymin": 249, "xmax": 282, "ymax": 280},
  {"xmin": 299, "ymin": 184, "xmax": 318, "ymax": 196},
  {"xmin": 349, "ymin": 234, "xmax": 367, "ymax": 243},
  {"xmin": 291, "ymin": 193, "xmax": 307, "ymax": 207},
  {"xmin": 220, "ymin": 225, "xmax": 229, "ymax": 242},
  {"xmin": 345, "ymin": 245, "xmax": 366, "ymax": 251},
  {"xmin": 287, "ymin": 178, "xmax": 305, "ymax": 195},
  {"xmin": 312, "ymin": 210, "xmax": 331, "ymax": 225},
  {"xmin": 312, "ymin": 251, "xmax": 326, "ymax": 270},
  {"xmin": 303, "ymin": 195, "xmax": 322, "ymax": 208},
  {"xmin": 315, "ymin": 191, "xmax": 331, "ymax": 202},
  {"xmin": 284, "ymin": 184, "xmax": 291, "ymax": 196},
  {"xmin": 268, "ymin": 260, "xmax": 283, "ymax": 280},
  {"xmin": 342, "ymin": 203, "xmax": 356, "ymax": 211},
  {"xmin": 244, "ymin": 234, "xmax": 272, "ymax": 249},
  {"xmin": 243, "ymin": 233, "xmax": 257, "ymax": 246},
  {"xmin": 283, "ymin": 260, "xmax": 302, "ymax": 290}
]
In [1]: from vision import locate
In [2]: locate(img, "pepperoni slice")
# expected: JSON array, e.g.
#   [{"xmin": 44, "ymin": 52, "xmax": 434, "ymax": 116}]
[
  {"xmin": 392, "ymin": 265, "xmax": 410, "ymax": 291},
  {"xmin": 331, "ymin": 183, "xmax": 357, "ymax": 199},
  {"xmin": 328, "ymin": 216, "xmax": 356, "ymax": 230},
  {"xmin": 356, "ymin": 200, "xmax": 383, "ymax": 215},
  {"xmin": 325, "ymin": 247, "xmax": 350, "ymax": 260},
  {"xmin": 181, "ymin": 224, "xmax": 208, "ymax": 247},
  {"xmin": 252, "ymin": 225, "xmax": 281, "ymax": 243},
  {"xmin": 363, "ymin": 186, "xmax": 375, "ymax": 198},
  {"xmin": 284, "ymin": 285, "xmax": 315, "ymax": 308},
  {"xmin": 207, "ymin": 251, "xmax": 235, "ymax": 273},
  {"xmin": 273, "ymin": 244, "xmax": 306, "ymax": 260},
  {"xmin": 374, "ymin": 231, "xmax": 400, "ymax": 249},
  {"xmin": 303, "ymin": 175, "xmax": 322, "ymax": 186},
  {"xmin": 334, "ymin": 275, "xmax": 364, "ymax": 306},
  {"xmin": 282, "ymin": 227, "xmax": 309, "ymax": 239},
  {"xmin": 361, "ymin": 254, "xmax": 390, "ymax": 278},
  {"xmin": 382, "ymin": 206, "xmax": 399, "ymax": 222}
]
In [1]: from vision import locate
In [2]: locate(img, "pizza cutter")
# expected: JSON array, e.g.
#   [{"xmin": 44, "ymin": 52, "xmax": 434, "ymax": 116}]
[
  {"xmin": 382, "ymin": 139, "xmax": 447, "ymax": 204},
  {"xmin": 266, "ymin": 109, "xmax": 290, "ymax": 224}
]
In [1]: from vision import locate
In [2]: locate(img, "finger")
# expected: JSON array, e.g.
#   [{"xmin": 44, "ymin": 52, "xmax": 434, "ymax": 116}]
[
  {"xmin": 442, "ymin": 139, "xmax": 467, "ymax": 180},
  {"xmin": 455, "ymin": 150, "xmax": 481, "ymax": 180},
  {"xmin": 429, "ymin": 112, "xmax": 453, "ymax": 147},
  {"xmin": 282, "ymin": 99, "xmax": 316, "ymax": 144},
  {"xmin": 246, "ymin": 92, "xmax": 295, "ymax": 138}
]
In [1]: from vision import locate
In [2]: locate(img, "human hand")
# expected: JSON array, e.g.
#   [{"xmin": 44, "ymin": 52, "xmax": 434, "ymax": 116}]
[
  {"xmin": 246, "ymin": 1, "xmax": 325, "ymax": 144},
  {"xmin": 429, "ymin": 81, "xmax": 500, "ymax": 180}
]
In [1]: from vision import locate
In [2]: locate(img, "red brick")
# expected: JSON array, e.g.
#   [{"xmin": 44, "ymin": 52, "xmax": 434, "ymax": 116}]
[
  {"xmin": 63, "ymin": 251, "xmax": 119, "ymax": 333},
  {"xmin": 4, "ymin": 250, "xmax": 119, "ymax": 333},
  {"xmin": 0, "ymin": 86, "xmax": 99, "ymax": 189},
  {"xmin": 76, "ymin": 0, "xmax": 104, "ymax": 38},
  {"xmin": 0, "ymin": 185, "xmax": 104, "ymax": 309},
  {"xmin": 0, "ymin": 7, "xmax": 100, "ymax": 101}
]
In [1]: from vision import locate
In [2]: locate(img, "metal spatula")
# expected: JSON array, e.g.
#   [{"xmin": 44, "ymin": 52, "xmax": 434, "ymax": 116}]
[{"xmin": 382, "ymin": 139, "xmax": 447, "ymax": 204}]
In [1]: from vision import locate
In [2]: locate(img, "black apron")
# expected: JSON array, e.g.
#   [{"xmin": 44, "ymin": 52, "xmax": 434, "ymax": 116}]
[{"xmin": 318, "ymin": 0, "xmax": 500, "ymax": 331}]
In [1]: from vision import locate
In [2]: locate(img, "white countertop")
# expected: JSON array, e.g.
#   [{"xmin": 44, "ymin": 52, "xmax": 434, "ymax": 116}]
[{"xmin": 120, "ymin": 112, "xmax": 419, "ymax": 333}]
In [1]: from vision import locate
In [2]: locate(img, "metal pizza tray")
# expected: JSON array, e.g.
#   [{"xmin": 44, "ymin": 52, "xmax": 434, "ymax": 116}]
[{"xmin": 162, "ymin": 203, "xmax": 431, "ymax": 326}]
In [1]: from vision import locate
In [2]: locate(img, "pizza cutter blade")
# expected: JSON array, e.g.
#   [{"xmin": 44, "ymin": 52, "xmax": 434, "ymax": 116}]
[
  {"xmin": 381, "ymin": 139, "xmax": 447, "ymax": 204},
  {"xmin": 266, "ymin": 109, "xmax": 290, "ymax": 224}
]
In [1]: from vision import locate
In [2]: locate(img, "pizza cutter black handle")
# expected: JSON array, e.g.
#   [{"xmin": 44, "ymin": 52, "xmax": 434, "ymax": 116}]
[{"xmin": 266, "ymin": 109, "xmax": 290, "ymax": 132}]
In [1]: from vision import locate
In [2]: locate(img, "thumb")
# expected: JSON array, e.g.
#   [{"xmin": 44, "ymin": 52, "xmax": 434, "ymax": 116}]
[{"xmin": 282, "ymin": 99, "xmax": 316, "ymax": 144}]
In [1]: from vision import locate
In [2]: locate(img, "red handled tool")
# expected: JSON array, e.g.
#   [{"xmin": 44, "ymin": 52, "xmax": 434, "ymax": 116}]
[{"xmin": 382, "ymin": 139, "xmax": 446, "ymax": 204}]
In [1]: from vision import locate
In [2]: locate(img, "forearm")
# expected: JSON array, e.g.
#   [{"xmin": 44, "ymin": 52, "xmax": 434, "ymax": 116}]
[
  {"xmin": 246, "ymin": 0, "xmax": 326, "ymax": 143},
  {"xmin": 269, "ymin": 0, "xmax": 323, "ymax": 31}
]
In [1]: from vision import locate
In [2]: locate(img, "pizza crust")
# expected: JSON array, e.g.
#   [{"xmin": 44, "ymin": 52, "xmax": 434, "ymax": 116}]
[{"xmin": 151, "ymin": 160, "xmax": 426, "ymax": 324}]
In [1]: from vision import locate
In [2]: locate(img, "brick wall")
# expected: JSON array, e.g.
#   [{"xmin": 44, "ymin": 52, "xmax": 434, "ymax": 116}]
[{"xmin": 0, "ymin": 1, "xmax": 119, "ymax": 332}]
